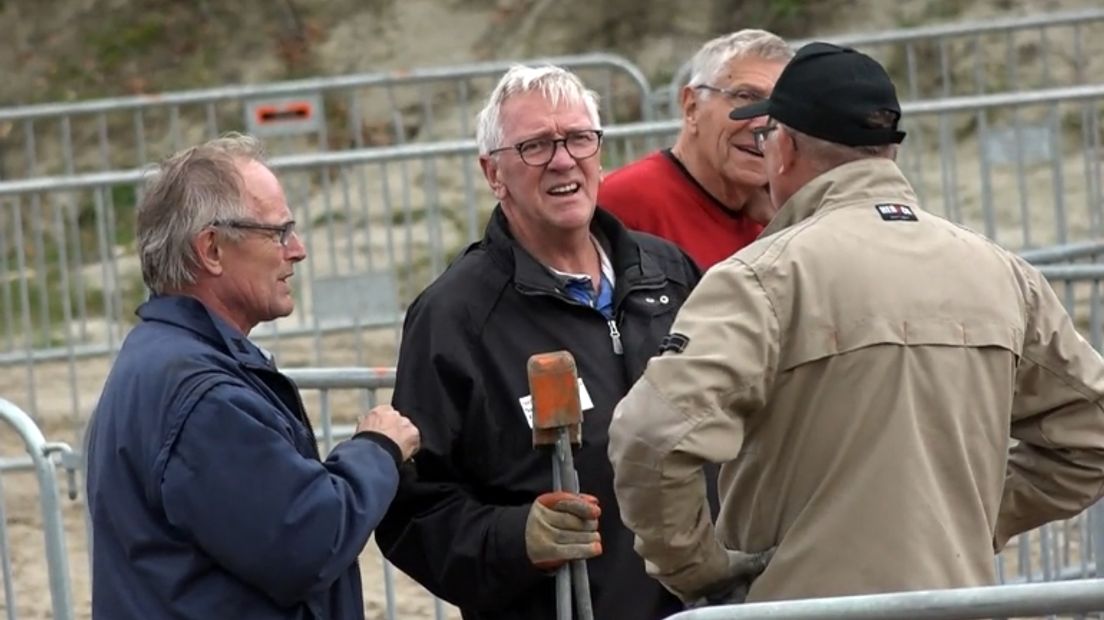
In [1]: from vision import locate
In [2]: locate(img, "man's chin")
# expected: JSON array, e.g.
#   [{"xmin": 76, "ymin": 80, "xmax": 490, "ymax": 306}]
[
  {"xmin": 724, "ymin": 172, "xmax": 768, "ymax": 192},
  {"xmin": 550, "ymin": 200, "xmax": 596, "ymax": 229},
  {"xmin": 271, "ymin": 302, "xmax": 296, "ymax": 321}
]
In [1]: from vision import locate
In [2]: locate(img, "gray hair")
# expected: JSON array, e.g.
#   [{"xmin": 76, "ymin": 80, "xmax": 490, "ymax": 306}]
[
  {"xmin": 687, "ymin": 29, "xmax": 793, "ymax": 90},
  {"xmin": 782, "ymin": 124, "xmax": 899, "ymax": 172},
  {"xmin": 475, "ymin": 64, "xmax": 601, "ymax": 155},
  {"xmin": 136, "ymin": 132, "xmax": 265, "ymax": 295}
]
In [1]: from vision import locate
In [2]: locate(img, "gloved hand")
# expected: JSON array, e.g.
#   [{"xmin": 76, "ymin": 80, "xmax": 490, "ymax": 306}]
[
  {"xmin": 685, "ymin": 548, "xmax": 775, "ymax": 608},
  {"xmin": 525, "ymin": 491, "xmax": 602, "ymax": 570}
]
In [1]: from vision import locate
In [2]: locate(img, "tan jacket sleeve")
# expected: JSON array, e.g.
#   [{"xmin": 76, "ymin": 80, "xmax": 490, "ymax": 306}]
[
  {"xmin": 995, "ymin": 261, "xmax": 1104, "ymax": 550},
  {"xmin": 608, "ymin": 258, "xmax": 780, "ymax": 600}
]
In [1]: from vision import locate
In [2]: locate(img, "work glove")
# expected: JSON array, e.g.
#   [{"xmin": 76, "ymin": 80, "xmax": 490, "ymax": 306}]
[
  {"xmin": 525, "ymin": 491, "xmax": 602, "ymax": 570},
  {"xmin": 685, "ymin": 548, "xmax": 775, "ymax": 608}
]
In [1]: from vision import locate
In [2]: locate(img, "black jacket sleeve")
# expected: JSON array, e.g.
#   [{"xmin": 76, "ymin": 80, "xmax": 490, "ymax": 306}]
[{"xmin": 375, "ymin": 294, "xmax": 548, "ymax": 611}]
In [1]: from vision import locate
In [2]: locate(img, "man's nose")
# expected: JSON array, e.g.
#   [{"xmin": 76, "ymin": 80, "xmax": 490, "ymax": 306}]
[
  {"xmin": 285, "ymin": 230, "xmax": 308, "ymax": 262},
  {"xmin": 546, "ymin": 141, "xmax": 578, "ymax": 171}
]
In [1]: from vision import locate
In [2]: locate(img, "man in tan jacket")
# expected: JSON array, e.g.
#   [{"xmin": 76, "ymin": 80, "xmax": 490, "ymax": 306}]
[{"xmin": 608, "ymin": 41, "xmax": 1104, "ymax": 607}]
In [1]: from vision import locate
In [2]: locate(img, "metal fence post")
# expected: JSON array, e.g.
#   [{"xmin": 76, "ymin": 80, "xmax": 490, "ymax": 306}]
[{"xmin": 0, "ymin": 398, "xmax": 74, "ymax": 620}]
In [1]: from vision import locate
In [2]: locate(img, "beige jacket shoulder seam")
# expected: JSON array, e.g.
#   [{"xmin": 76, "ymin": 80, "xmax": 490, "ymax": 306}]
[{"xmin": 725, "ymin": 258, "xmax": 781, "ymax": 404}]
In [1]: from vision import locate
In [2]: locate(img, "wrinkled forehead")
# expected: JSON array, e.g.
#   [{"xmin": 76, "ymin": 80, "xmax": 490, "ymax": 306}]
[
  {"xmin": 713, "ymin": 55, "xmax": 787, "ymax": 91},
  {"xmin": 498, "ymin": 90, "xmax": 596, "ymax": 138},
  {"xmin": 237, "ymin": 159, "xmax": 290, "ymax": 220}
]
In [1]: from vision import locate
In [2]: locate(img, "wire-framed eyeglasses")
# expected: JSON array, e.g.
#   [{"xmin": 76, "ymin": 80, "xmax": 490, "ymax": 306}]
[
  {"xmin": 488, "ymin": 129, "xmax": 604, "ymax": 167},
  {"xmin": 694, "ymin": 84, "xmax": 766, "ymax": 106},
  {"xmin": 210, "ymin": 219, "xmax": 298, "ymax": 246}
]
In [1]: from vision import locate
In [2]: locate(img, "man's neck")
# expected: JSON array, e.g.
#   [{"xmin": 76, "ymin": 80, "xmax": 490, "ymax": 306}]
[
  {"xmin": 179, "ymin": 286, "xmax": 253, "ymax": 336},
  {"xmin": 671, "ymin": 138, "xmax": 753, "ymax": 212},
  {"xmin": 512, "ymin": 224, "xmax": 600, "ymax": 284}
]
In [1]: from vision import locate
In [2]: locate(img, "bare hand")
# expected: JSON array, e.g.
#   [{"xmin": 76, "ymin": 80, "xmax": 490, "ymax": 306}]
[{"xmin": 357, "ymin": 405, "xmax": 420, "ymax": 461}]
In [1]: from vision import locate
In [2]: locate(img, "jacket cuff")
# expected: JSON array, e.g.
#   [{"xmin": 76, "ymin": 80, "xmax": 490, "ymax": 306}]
[
  {"xmin": 351, "ymin": 431, "xmax": 403, "ymax": 470},
  {"xmin": 661, "ymin": 539, "xmax": 730, "ymax": 602},
  {"xmin": 491, "ymin": 504, "xmax": 547, "ymax": 586}
]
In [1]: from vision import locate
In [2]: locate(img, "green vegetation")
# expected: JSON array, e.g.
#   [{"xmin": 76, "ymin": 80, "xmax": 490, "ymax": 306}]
[
  {"xmin": 390, "ymin": 206, "xmax": 427, "ymax": 226},
  {"xmin": 5, "ymin": 263, "xmax": 146, "ymax": 350},
  {"xmin": 88, "ymin": 16, "xmax": 165, "ymax": 74},
  {"xmin": 312, "ymin": 210, "xmax": 349, "ymax": 227},
  {"xmin": 0, "ymin": 187, "xmax": 144, "ymax": 347}
]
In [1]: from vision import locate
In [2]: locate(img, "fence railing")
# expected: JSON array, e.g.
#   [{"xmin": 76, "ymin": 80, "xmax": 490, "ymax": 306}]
[
  {"xmin": 5, "ymin": 366, "xmax": 1104, "ymax": 619},
  {"xmin": 2, "ymin": 82, "xmax": 1103, "ymax": 428},
  {"xmin": 0, "ymin": 368, "xmax": 450, "ymax": 620},
  {"xmin": 4, "ymin": 9, "xmax": 1103, "ymax": 182},
  {"xmin": 664, "ymin": 8, "xmax": 1104, "ymax": 117},
  {"xmin": 283, "ymin": 367, "xmax": 451, "ymax": 620},
  {"xmin": 0, "ymin": 398, "xmax": 75, "ymax": 620},
  {"xmin": 663, "ymin": 579, "xmax": 1104, "ymax": 620},
  {"xmin": 0, "ymin": 53, "xmax": 653, "ymax": 180}
]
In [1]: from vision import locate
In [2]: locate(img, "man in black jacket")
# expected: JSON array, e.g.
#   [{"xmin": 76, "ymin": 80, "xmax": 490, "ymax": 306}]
[{"xmin": 375, "ymin": 65, "xmax": 702, "ymax": 619}]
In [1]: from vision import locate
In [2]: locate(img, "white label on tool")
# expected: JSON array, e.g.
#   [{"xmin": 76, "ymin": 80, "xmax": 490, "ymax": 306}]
[{"xmin": 518, "ymin": 378, "xmax": 595, "ymax": 428}]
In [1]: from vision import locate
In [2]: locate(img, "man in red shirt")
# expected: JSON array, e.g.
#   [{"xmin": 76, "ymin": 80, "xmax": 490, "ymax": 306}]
[{"xmin": 600, "ymin": 29, "xmax": 792, "ymax": 269}]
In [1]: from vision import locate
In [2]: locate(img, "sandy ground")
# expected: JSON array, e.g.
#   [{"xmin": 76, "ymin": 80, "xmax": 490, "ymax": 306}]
[{"xmin": 0, "ymin": 496, "xmax": 463, "ymax": 620}]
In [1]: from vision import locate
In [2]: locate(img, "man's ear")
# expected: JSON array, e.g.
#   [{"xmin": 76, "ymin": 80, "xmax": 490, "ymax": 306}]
[
  {"xmin": 193, "ymin": 228, "xmax": 224, "ymax": 277},
  {"xmin": 480, "ymin": 155, "xmax": 508, "ymax": 200},
  {"xmin": 680, "ymin": 85, "xmax": 700, "ymax": 133}
]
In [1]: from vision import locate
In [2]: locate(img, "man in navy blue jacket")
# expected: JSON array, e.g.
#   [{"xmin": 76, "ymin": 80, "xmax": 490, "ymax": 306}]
[{"xmin": 85, "ymin": 133, "xmax": 420, "ymax": 620}]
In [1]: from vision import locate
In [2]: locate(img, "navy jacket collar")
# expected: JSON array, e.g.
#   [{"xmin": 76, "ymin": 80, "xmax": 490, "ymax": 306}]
[{"xmin": 136, "ymin": 295, "xmax": 274, "ymax": 370}]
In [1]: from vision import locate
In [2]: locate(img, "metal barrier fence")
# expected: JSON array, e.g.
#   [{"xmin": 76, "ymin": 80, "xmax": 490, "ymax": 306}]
[
  {"xmin": 4, "ymin": 9, "xmax": 1102, "ymax": 183},
  {"xmin": 4, "ymin": 362, "xmax": 1104, "ymax": 619},
  {"xmin": 0, "ymin": 53, "xmax": 653, "ymax": 179},
  {"xmin": 664, "ymin": 579, "xmax": 1104, "ymax": 620},
  {"xmin": 282, "ymin": 367, "xmax": 453, "ymax": 620},
  {"xmin": 0, "ymin": 367, "xmax": 456, "ymax": 620},
  {"xmin": 664, "ymin": 8, "xmax": 1104, "ymax": 117},
  {"xmin": 0, "ymin": 398, "xmax": 74, "ymax": 620},
  {"xmin": 1, "ymin": 83, "xmax": 1102, "ymax": 427}
]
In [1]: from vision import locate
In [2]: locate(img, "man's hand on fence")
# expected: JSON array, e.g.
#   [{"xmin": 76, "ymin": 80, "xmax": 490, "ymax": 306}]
[
  {"xmin": 356, "ymin": 405, "xmax": 420, "ymax": 461},
  {"xmin": 685, "ymin": 548, "xmax": 775, "ymax": 608},
  {"xmin": 525, "ymin": 491, "xmax": 603, "ymax": 570}
]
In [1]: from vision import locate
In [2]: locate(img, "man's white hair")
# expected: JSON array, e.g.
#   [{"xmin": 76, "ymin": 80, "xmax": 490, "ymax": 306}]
[
  {"xmin": 782, "ymin": 123, "xmax": 900, "ymax": 171},
  {"xmin": 476, "ymin": 64, "xmax": 601, "ymax": 155},
  {"xmin": 687, "ymin": 29, "xmax": 793, "ymax": 89}
]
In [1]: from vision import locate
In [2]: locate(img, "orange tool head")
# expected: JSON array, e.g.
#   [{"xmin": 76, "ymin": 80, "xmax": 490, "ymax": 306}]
[{"xmin": 527, "ymin": 350, "xmax": 582, "ymax": 446}]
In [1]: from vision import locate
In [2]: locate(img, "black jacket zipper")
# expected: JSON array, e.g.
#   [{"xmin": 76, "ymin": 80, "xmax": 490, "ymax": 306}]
[{"xmin": 515, "ymin": 277, "xmax": 668, "ymax": 357}]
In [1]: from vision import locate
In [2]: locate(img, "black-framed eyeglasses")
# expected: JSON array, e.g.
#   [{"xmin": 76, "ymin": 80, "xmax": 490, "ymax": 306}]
[
  {"xmin": 210, "ymin": 219, "xmax": 297, "ymax": 246},
  {"xmin": 751, "ymin": 123, "xmax": 780, "ymax": 152},
  {"xmin": 694, "ymin": 84, "xmax": 766, "ymax": 106},
  {"xmin": 488, "ymin": 129, "xmax": 604, "ymax": 167}
]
